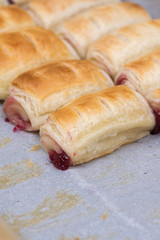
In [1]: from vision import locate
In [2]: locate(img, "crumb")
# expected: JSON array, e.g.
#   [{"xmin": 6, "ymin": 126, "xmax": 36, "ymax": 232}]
[
  {"xmin": 30, "ymin": 145, "xmax": 40, "ymax": 152},
  {"xmin": 26, "ymin": 159, "xmax": 34, "ymax": 168},
  {"xmin": 101, "ymin": 214, "xmax": 107, "ymax": 220},
  {"xmin": 45, "ymin": 163, "xmax": 49, "ymax": 165}
]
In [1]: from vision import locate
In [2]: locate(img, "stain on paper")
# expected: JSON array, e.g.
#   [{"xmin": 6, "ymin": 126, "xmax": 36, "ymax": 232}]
[
  {"xmin": 59, "ymin": 236, "xmax": 99, "ymax": 240},
  {"xmin": 30, "ymin": 145, "xmax": 40, "ymax": 152},
  {"xmin": 1, "ymin": 191, "xmax": 82, "ymax": 232},
  {"xmin": 0, "ymin": 159, "xmax": 43, "ymax": 190},
  {"xmin": 101, "ymin": 213, "xmax": 109, "ymax": 220},
  {"xmin": 0, "ymin": 137, "xmax": 12, "ymax": 149},
  {"xmin": 111, "ymin": 172, "xmax": 135, "ymax": 186},
  {"xmin": 96, "ymin": 162, "xmax": 122, "ymax": 179}
]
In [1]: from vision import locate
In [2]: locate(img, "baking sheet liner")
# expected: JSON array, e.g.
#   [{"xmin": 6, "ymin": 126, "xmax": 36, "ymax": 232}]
[{"xmin": 0, "ymin": 1, "xmax": 160, "ymax": 239}]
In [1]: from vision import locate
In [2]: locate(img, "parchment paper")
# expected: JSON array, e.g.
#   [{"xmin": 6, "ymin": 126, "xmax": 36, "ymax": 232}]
[{"xmin": 0, "ymin": 1, "xmax": 160, "ymax": 239}]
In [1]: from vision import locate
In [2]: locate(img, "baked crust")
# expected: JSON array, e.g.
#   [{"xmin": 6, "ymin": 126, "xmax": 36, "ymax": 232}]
[
  {"xmin": 115, "ymin": 48, "xmax": 160, "ymax": 111},
  {"xmin": 4, "ymin": 60, "xmax": 113, "ymax": 130},
  {"xmin": 40, "ymin": 85, "xmax": 155, "ymax": 166},
  {"xmin": 87, "ymin": 19, "xmax": 160, "ymax": 78},
  {"xmin": 0, "ymin": 26, "xmax": 74, "ymax": 99},
  {"xmin": 56, "ymin": 2, "xmax": 151, "ymax": 58},
  {"xmin": 0, "ymin": 5, "xmax": 34, "ymax": 33},
  {"xmin": 24, "ymin": 0, "xmax": 120, "ymax": 28}
]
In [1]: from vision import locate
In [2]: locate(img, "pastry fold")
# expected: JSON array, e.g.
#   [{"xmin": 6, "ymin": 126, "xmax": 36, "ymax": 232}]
[
  {"xmin": 3, "ymin": 60, "xmax": 113, "ymax": 131},
  {"xmin": 0, "ymin": 26, "xmax": 75, "ymax": 100},
  {"xmin": 115, "ymin": 48, "xmax": 160, "ymax": 134},
  {"xmin": 24, "ymin": 0, "xmax": 120, "ymax": 29},
  {"xmin": 40, "ymin": 85, "xmax": 155, "ymax": 170},
  {"xmin": 0, "ymin": 5, "xmax": 34, "ymax": 33},
  {"xmin": 1, "ymin": 0, "xmax": 31, "ymax": 5},
  {"xmin": 12, "ymin": 0, "xmax": 32, "ymax": 4},
  {"xmin": 87, "ymin": 19, "xmax": 160, "ymax": 78},
  {"xmin": 56, "ymin": 2, "xmax": 151, "ymax": 58}
]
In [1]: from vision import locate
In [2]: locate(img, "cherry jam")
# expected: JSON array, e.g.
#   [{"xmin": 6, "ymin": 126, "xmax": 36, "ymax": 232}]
[
  {"xmin": 5, "ymin": 118, "xmax": 10, "ymax": 122},
  {"xmin": 151, "ymin": 110, "xmax": 160, "ymax": 135},
  {"xmin": 49, "ymin": 150, "xmax": 70, "ymax": 171},
  {"xmin": 116, "ymin": 77, "xmax": 127, "ymax": 85},
  {"xmin": 13, "ymin": 125, "xmax": 24, "ymax": 133},
  {"xmin": 8, "ymin": 0, "xmax": 14, "ymax": 4}
]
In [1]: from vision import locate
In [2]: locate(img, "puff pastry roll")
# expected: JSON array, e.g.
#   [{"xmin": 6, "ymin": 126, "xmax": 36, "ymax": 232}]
[
  {"xmin": 40, "ymin": 85, "xmax": 155, "ymax": 170},
  {"xmin": 6, "ymin": 0, "xmax": 32, "ymax": 4},
  {"xmin": 0, "ymin": 5, "xmax": 34, "ymax": 33},
  {"xmin": 24, "ymin": 0, "xmax": 120, "ymax": 29},
  {"xmin": 87, "ymin": 19, "xmax": 160, "ymax": 78},
  {"xmin": 115, "ymin": 48, "xmax": 160, "ymax": 134},
  {"xmin": 0, "ymin": 26, "xmax": 75, "ymax": 100},
  {"xmin": 3, "ymin": 60, "xmax": 113, "ymax": 131},
  {"xmin": 56, "ymin": 2, "xmax": 151, "ymax": 58}
]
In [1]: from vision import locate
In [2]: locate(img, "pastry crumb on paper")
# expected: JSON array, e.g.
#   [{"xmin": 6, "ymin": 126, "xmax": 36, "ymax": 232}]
[{"xmin": 30, "ymin": 145, "xmax": 40, "ymax": 152}]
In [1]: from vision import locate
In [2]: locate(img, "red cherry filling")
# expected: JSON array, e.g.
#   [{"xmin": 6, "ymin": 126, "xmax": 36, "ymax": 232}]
[
  {"xmin": 5, "ymin": 118, "xmax": 10, "ymax": 122},
  {"xmin": 151, "ymin": 110, "xmax": 160, "ymax": 135},
  {"xmin": 116, "ymin": 77, "xmax": 127, "ymax": 85},
  {"xmin": 8, "ymin": 0, "xmax": 14, "ymax": 4},
  {"xmin": 49, "ymin": 150, "xmax": 70, "ymax": 171},
  {"xmin": 13, "ymin": 125, "xmax": 24, "ymax": 133}
]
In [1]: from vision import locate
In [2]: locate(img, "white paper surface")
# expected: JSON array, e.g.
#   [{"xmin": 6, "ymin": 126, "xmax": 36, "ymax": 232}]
[{"xmin": 0, "ymin": 1, "xmax": 160, "ymax": 239}]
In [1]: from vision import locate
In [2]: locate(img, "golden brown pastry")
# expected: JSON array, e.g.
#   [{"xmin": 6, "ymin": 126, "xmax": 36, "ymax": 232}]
[
  {"xmin": 87, "ymin": 19, "xmax": 160, "ymax": 78},
  {"xmin": 0, "ymin": 218, "xmax": 20, "ymax": 240},
  {"xmin": 56, "ymin": 2, "xmax": 151, "ymax": 58},
  {"xmin": 115, "ymin": 48, "xmax": 160, "ymax": 134},
  {"xmin": 0, "ymin": 5, "xmax": 34, "ymax": 33},
  {"xmin": 40, "ymin": 85, "xmax": 155, "ymax": 170},
  {"xmin": 0, "ymin": 26, "xmax": 76, "ymax": 100},
  {"xmin": 12, "ymin": 0, "xmax": 32, "ymax": 4},
  {"xmin": 3, "ymin": 60, "xmax": 113, "ymax": 131},
  {"xmin": 1, "ymin": 0, "xmax": 31, "ymax": 5},
  {"xmin": 24, "ymin": 0, "xmax": 120, "ymax": 29}
]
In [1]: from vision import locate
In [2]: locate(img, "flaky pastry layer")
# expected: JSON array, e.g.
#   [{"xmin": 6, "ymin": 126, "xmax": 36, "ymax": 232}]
[
  {"xmin": 56, "ymin": 2, "xmax": 151, "ymax": 58},
  {"xmin": 0, "ymin": 26, "xmax": 74, "ymax": 100},
  {"xmin": 87, "ymin": 19, "xmax": 160, "ymax": 78},
  {"xmin": 40, "ymin": 85, "xmax": 155, "ymax": 166},
  {"xmin": 24, "ymin": 0, "xmax": 120, "ymax": 29},
  {"xmin": 0, "ymin": 5, "xmax": 34, "ymax": 33},
  {"xmin": 4, "ymin": 60, "xmax": 113, "ymax": 130},
  {"xmin": 115, "ymin": 48, "xmax": 160, "ymax": 111}
]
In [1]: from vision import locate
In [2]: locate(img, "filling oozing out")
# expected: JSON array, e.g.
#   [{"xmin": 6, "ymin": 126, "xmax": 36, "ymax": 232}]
[
  {"xmin": 116, "ymin": 74, "xmax": 128, "ymax": 85},
  {"xmin": 49, "ymin": 150, "xmax": 70, "ymax": 171},
  {"xmin": 41, "ymin": 134, "xmax": 71, "ymax": 171},
  {"xmin": 8, "ymin": 0, "xmax": 14, "ymax": 4},
  {"xmin": 151, "ymin": 110, "xmax": 160, "ymax": 135},
  {"xmin": 3, "ymin": 96, "xmax": 31, "ymax": 132}
]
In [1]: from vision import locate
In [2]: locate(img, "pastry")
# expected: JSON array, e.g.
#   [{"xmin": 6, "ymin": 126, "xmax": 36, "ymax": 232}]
[
  {"xmin": 0, "ymin": 5, "xmax": 34, "ymax": 33},
  {"xmin": 24, "ymin": 0, "xmax": 120, "ymax": 29},
  {"xmin": 40, "ymin": 85, "xmax": 155, "ymax": 170},
  {"xmin": 87, "ymin": 19, "xmax": 160, "ymax": 78},
  {"xmin": 56, "ymin": 2, "xmax": 151, "ymax": 58},
  {"xmin": 3, "ymin": 60, "xmax": 113, "ymax": 131},
  {"xmin": 0, "ymin": 26, "xmax": 75, "ymax": 100},
  {"xmin": 6, "ymin": 0, "xmax": 32, "ymax": 4},
  {"xmin": 115, "ymin": 48, "xmax": 160, "ymax": 134}
]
